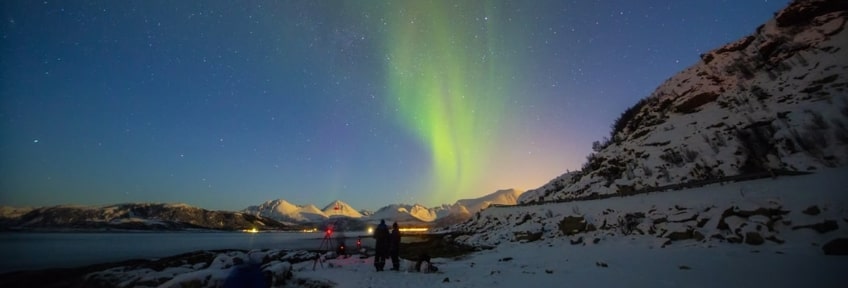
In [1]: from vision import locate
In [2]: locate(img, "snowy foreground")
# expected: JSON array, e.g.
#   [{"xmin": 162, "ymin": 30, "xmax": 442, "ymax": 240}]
[
  {"xmin": 4, "ymin": 168, "xmax": 846, "ymax": 287},
  {"xmin": 295, "ymin": 162, "xmax": 848, "ymax": 288}
]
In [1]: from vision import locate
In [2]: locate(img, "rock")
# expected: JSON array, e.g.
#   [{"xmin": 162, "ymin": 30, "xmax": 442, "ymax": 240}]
[
  {"xmin": 498, "ymin": 257, "xmax": 513, "ymax": 262},
  {"xmin": 822, "ymin": 238, "xmax": 848, "ymax": 255},
  {"xmin": 559, "ymin": 216, "xmax": 595, "ymax": 236},
  {"xmin": 745, "ymin": 232, "xmax": 765, "ymax": 245},
  {"xmin": 766, "ymin": 235, "xmax": 785, "ymax": 244},
  {"xmin": 679, "ymin": 265, "xmax": 692, "ymax": 270},
  {"xmin": 793, "ymin": 220, "xmax": 839, "ymax": 233},
  {"xmin": 802, "ymin": 205, "xmax": 821, "ymax": 215},
  {"xmin": 667, "ymin": 231, "xmax": 692, "ymax": 241},
  {"xmin": 570, "ymin": 237, "xmax": 584, "ymax": 245},
  {"xmin": 595, "ymin": 261, "xmax": 608, "ymax": 268},
  {"xmin": 545, "ymin": 269, "xmax": 553, "ymax": 274},
  {"xmin": 775, "ymin": 0, "xmax": 848, "ymax": 27},
  {"xmin": 658, "ymin": 238, "xmax": 672, "ymax": 248},
  {"xmin": 442, "ymin": 277, "xmax": 450, "ymax": 283},
  {"xmin": 514, "ymin": 231, "xmax": 543, "ymax": 242},
  {"xmin": 233, "ymin": 256, "xmax": 245, "ymax": 266},
  {"xmin": 666, "ymin": 229, "xmax": 703, "ymax": 242}
]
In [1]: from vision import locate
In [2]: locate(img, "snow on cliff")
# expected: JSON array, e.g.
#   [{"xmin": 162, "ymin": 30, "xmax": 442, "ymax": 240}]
[{"xmin": 520, "ymin": 0, "xmax": 848, "ymax": 204}]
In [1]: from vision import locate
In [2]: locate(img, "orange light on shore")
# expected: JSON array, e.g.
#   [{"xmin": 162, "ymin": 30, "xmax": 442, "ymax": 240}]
[{"xmin": 398, "ymin": 227, "xmax": 428, "ymax": 233}]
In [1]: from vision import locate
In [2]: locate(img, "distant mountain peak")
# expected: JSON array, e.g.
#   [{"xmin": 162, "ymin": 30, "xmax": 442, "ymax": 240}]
[{"xmin": 321, "ymin": 200, "xmax": 363, "ymax": 218}]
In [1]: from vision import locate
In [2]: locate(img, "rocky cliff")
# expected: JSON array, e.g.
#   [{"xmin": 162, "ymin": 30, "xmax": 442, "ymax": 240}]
[{"xmin": 521, "ymin": 0, "xmax": 848, "ymax": 204}]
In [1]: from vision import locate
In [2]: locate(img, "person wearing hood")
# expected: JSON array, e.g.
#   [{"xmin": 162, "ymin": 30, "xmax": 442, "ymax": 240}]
[{"xmin": 373, "ymin": 219, "xmax": 390, "ymax": 271}]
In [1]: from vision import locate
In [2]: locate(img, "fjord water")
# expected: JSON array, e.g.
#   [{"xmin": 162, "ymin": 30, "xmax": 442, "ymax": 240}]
[{"xmin": 0, "ymin": 232, "xmax": 359, "ymax": 273}]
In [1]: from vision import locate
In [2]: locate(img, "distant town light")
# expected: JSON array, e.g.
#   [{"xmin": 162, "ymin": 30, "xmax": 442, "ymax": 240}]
[{"xmin": 398, "ymin": 227, "xmax": 428, "ymax": 233}]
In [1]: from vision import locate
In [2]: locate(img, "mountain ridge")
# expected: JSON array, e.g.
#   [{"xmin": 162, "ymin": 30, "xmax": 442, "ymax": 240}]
[
  {"xmin": 0, "ymin": 203, "xmax": 290, "ymax": 231},
  {"xmin": 240, "ymin": 188, "xmax": 526, "ymax": 226}
]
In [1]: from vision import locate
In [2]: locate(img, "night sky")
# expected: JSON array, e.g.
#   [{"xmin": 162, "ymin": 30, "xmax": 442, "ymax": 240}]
[{"xmin": 1, "ymin": 1, "xmax": 788, "ymax": 211}]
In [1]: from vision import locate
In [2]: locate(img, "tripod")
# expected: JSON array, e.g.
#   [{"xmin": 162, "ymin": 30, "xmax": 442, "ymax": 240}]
[{"xmin": 318, "ymin": 229, "xmax": 337, "ymax": 252}]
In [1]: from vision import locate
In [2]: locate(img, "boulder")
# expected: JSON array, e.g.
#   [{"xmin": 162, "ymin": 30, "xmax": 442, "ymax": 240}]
[
  {"xmin": 793, "ymin": 220, "xmax": 839, "ymax": 234},
  {"xmin": 559, "ymin": 216, "xmax": 596, "ymax": 236},
  {"xmin": 666, "ymin": 229, "xmax": 705, "ymax": 242},
  {"xmin": 802, "ymin": 205, "xmax": 821, "ymax": 216},
  {"xmin": 745, "ymin": 232, "xmax": 765, "ymax": 245},
  {"xmin": 822, "ymin": 238, "xmax": 848, "ymax": 255}
]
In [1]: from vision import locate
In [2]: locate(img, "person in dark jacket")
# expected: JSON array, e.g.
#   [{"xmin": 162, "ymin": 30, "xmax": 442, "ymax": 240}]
[
  {"xmin": 389, "ymin": 222, "xmax": 401, "ymax": 271},
  {"xmin": 373, "ymin": 219, "xmax": 390, "ymax": 271}
]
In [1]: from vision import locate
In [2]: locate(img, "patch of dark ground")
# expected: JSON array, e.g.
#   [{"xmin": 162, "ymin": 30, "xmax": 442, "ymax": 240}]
[{"xmin": 398, "ymin": 233, "xmax": 478, "ymax": 260}]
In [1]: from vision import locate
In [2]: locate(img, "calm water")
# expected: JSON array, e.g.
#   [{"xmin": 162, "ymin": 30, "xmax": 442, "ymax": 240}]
[{"xmin": 0, "ymin": 231, "xmax": 374, "ymax": 273}]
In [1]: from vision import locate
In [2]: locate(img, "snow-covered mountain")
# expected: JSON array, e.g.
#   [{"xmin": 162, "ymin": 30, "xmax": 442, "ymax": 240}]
[
  {"xmin": 242, "ymin": 199, "xmax": 364, "ymax": 223},
  {"xmin": 360, "ymin": 189, "xmax": 524, "ymax": 224},
  {"xmin": 321, "ymin": 200, "xmax": 364, "ymax": 218},
  {"xmin": 456, "ymin": 188, "xmax": 524, "ymax": 214},
  {"xmin": 520, "ymin": 0, "xmax": 848, "ymax": 204},
  {"xmin": 242, "ymin": 189, "xmax": 525, "ymax": 226},
  {"xmin": 369, "ymin": 204, "xmax": 439, "ymax": 223},
  {"xmin": 0, "ymin": 206, "xmax": 33, "ymax": 219},
  {"xmin": 242, "ymin": 199, "xmax": 326, "ymax": 223}
]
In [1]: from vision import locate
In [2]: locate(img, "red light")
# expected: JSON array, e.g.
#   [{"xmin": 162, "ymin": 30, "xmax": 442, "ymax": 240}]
[{"xmin": 326, "ymin": 229, "xmax": 333, "ymax": 236}]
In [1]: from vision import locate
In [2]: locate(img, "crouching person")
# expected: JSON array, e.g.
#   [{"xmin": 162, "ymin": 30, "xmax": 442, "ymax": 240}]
[{"xmin": 414, "ymin": 253, "xmax": 438, "ymax": 273}]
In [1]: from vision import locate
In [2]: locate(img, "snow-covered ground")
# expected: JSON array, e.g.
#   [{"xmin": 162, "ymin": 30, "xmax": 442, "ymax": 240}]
[
  {"xmin": 290, "ymin": 167, "xmax": 847, "ymax": 288},
  {"xmin": 291, "ymin": 235, "xmax": 843, "ymax": 288}
]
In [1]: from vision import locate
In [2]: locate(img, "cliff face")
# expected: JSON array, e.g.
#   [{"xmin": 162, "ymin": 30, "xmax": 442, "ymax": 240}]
[{"xmin": 521, "ymin": 0, "xmax": 848, "ymax": 204}]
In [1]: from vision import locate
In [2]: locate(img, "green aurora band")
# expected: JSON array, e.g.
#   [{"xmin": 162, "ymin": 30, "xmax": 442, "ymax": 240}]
[{"xmin": 382, "ymin": 2, "xmax": 517, "ymax": 203}]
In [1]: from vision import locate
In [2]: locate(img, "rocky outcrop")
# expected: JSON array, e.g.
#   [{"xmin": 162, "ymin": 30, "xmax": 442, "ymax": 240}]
[{"xmin": 451, "ymin": 198, "xmax": 843, "ymax": 251}]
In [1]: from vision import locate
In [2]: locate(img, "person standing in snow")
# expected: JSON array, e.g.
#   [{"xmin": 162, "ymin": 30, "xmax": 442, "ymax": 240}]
[
  {"xmin": 373, "ymin": 219, "xmax": 390, "ymax": 271},
  {"xmin": 389, "ymin": 222, "xmax": 401, "ymax": 271}
]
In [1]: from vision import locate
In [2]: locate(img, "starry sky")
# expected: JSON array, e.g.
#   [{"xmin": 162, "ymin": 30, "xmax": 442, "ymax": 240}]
[{"xmin": 1, "ymin": 1, "xmax": 789, "ymax": 211}]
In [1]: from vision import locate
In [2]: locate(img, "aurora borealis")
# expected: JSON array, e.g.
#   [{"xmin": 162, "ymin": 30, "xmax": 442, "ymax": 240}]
[
  {"xmin": 383, "ymin": 1, "xmax": 518, "ymax": 204},
  {"xmin": 0, "ymin": 1, "xmax": 789, "ymax": 211}
]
